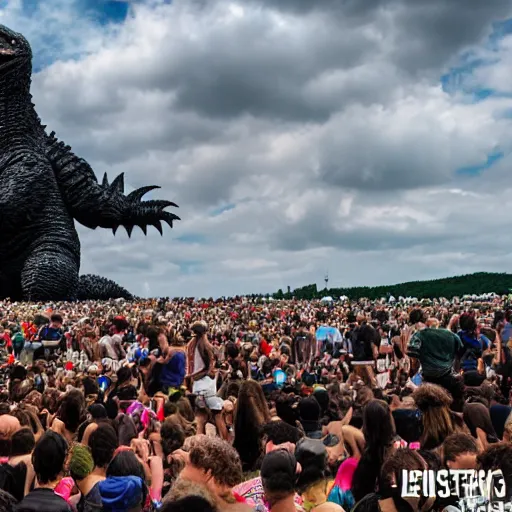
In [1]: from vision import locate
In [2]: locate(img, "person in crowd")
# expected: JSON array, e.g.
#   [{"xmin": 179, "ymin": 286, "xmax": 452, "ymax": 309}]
[
  {"xmin": 298, "ymin": 397, "xmax": 323, "ymax": 440},
  {"xmin": 34, "ymin": 314, "xmax": 65, "ymax": 361},
  {"xmin": 186, "ymin": 321, "xmax": 228, "ymax": 440},
  {"xmin": 155, "ymin": 329, "xmax": 186, "ymax": 394},
  {"xmin": 489, "ymin": 399, "xmax": 511, "ymax": 440},
  {"xmin": 6, "ymin": 427, "xmax": 35, "ymax": 501},
  {"xmin": 352, "ymin": 449, "xmax": 432, "ymax": 512},
  {"xmin": 442, "ymin": 433, "xmax": 479, "ymax": 469},
  {"xmin": 458, "ymin": 312, "xmax": 490, "ymax": 385},
  {"xmin": 177, "ymin": 436, "xmax": 249, "ymax": 510},
  {"xmin": 476, "ymin": 443, "xmax": 512, "ymax": 505},
  {"xmin": 351, "ymin": 400, "xmax": 398, "ymax": 503},
  {"xmin": 99, "ymin": 316, "xmax": 128, "ymax": 362},
  {"xmin": 15, "ymin": 430, "xmax": 72, "ymax": 512},
  {"xmin": 80, "ymin": 423, "xmax": 119, "ymax": 510},
  {"xmin": 233, "ymin": 420, "xmax": 304, "ymax": 511},
  {"xmin": 327, "ymin": 456, "xmax": 358, "ymax": 511},
  {"xmin": 350, "ymin": 314, "xmax": 379, "ymax": 371},
  {"xmin": 51, "ymin": 388, "xmax": 86, "ymax": 443},
  {"xmin": 233, "ymin": 380, "xmax": 272, "ymax": 472},
  {"xmin": 292, "ymin": 323, "xmax": 316, "ymax": 368},
  {"xmin": 67, "ymin": 444, "xmax": 94, "ymax": 510},
  {"xmin": 260, "ymin": 449, "xmax": 300, "ymax": 512},
  {"xmin": 463, "ymin": 402, "xmax": 499, "ymax": 449},
  {"xmin": 407, "ymin": 312, "xmax": 465, "ymax": 411},
  {"xmin": 294, "ymin": 438, "xmax": 330, "ymax": 511},
  {"xmin": 413, "ymin": 383, "xmax": 467, "ymax": 450},
  {"xmin": 0, "ymin": 293, "xmax": 510, "ymax": 512}
]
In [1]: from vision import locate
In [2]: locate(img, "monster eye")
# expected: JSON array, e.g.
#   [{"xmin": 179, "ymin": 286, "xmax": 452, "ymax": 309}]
[{"xmin": 11, "ymin": 40, "xmax": 15, "ymax": 45}]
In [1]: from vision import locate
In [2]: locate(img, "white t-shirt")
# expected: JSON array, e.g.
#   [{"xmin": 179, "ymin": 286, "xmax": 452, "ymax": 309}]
[{"xmin": 194, "ymin": 345, "xmax": 205, "ymax": 374}]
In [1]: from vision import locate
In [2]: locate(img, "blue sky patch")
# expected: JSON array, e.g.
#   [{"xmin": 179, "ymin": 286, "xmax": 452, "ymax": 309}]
[
  {"xmin": 210, "ymin": 203, "xmax": 236, "ymax": 217},
  {"xmin": 176, "ymin": 233, "xmax": 208, "ymax": 244},
  {"xmin": 456, "ymin": 151, "xmax": 504, "ymax": 177},
  {"xmin": 441, "ymin": 17, "xmax": 512, "ymax": 100},
  {"xmin": 82, "ymin": 0, "xmax": 130, "ymax": 25},
  {"xmin": 178, "ymin": 260, "xmax": 202, "ymax": 275}
]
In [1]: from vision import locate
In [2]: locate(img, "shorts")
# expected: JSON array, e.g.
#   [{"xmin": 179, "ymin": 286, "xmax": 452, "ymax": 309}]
[
  {"xmin": 193, "ymin": 376, "xmax": 224, "ymax": 412},
  {"xmin": 197, "ymin": 393, "xmax": 224, "ymax": 412}
]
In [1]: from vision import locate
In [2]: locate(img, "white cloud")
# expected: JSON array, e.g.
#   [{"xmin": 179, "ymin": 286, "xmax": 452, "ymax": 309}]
[{"xmin": 1, "ymin": 0, "xmax": 512, "ymax": 297}]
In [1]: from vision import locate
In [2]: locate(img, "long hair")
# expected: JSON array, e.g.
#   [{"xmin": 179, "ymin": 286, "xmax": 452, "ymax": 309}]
[
  {"xmin": 413, "ymin": 383, "xmax": 463, "ymax": 450},
  {"xmin": 233, "ymin": 380, "xmax": 271, "ymax": 472},
  {"xmin": 351, "ymin": 399, "xmax": 396, "ymax": 503}
]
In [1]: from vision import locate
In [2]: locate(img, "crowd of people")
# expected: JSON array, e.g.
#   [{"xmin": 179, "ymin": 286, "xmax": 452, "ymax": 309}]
[{"xmin": 0, "ymin": 294, "xmax": 511, "ymax": 511}]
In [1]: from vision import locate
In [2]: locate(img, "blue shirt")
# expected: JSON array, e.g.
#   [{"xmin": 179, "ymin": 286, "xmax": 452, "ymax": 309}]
[
  {"xmin": 160, "ymin": 351, "xmax": 186, "ymax": 389},
  {"xmin": 502, "ymin": 322, "xmax": 512, "ymax": 344},
  {"xmin": 458, "ymin": 331, "xmax": 489, "ymax": 371}
]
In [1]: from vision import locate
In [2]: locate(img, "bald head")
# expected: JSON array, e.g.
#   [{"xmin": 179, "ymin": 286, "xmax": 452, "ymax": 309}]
[
  {"xmin": 0, "ymin": 415, "xmax": 20, "ymax": 439},
  {"xmin": 0, "ymin": 414, "xmax": 20, "ymax": 457}
]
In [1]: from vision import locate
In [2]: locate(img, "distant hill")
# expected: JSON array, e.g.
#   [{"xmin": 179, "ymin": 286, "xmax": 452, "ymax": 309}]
[{"xmin": 273, "ymin": 272, "xmax": 512, "ymax": 300}]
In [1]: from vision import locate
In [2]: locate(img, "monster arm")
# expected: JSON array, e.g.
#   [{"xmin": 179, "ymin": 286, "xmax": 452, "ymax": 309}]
[{"xmin": 45, "ymin": 131, "xmax": 179, "ymax": 236}]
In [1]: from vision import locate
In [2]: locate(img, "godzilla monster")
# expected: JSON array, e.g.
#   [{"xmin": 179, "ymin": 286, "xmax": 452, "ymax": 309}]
[{"xmin": 0, "ymin": 25, "xmax": 179, "ymax": 301}]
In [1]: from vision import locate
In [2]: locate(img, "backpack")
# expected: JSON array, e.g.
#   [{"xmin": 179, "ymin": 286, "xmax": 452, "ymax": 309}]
[
  {"xmin": 39, "ymin": 326, "xmax": 63, "ymax": 350},
  {"xmin": 39, "ymin": 325, "xmax": 62, "ymax": 341},
  {"xmin": 12, "ymin": 332, "xmax": 25, "ymax": 352}
]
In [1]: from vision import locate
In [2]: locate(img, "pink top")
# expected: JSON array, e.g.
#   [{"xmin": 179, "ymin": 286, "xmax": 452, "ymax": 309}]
[{"xmin": 54, "ymin": 477, "xmax": 74, "ymax": 502}]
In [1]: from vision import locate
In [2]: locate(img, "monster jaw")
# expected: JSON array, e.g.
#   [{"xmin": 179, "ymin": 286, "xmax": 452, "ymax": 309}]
[{"xmin": 0, "ymin": 48, "xmax": 16, "ymax": 68}]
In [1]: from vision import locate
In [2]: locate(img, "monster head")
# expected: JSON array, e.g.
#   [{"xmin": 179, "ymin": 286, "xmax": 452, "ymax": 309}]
[{"xmin": 0, "ymin": 25, "xmax": 31, "ymax": 79}]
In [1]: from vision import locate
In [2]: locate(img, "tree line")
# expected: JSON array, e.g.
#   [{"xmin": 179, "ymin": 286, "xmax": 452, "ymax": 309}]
[{"xmin": 272, "ymin": 272, "xmax": 512, "ymax": 300}]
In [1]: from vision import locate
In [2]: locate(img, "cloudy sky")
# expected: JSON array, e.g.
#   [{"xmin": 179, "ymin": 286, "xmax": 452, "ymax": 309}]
[{"xmin": 2, "ymin": 0, "xmax": 512, "ymax": 298}]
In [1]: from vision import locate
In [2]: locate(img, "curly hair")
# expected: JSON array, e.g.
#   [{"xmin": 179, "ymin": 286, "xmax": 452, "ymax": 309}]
[
  {"xmin": 189, "ymin": 437, "xmax": 243, "ymax": 488},
  {"xmin": 160, "ymin": 417, "xmax": 186, "ymax": 457},
  {"xmin": 413, "ymin": 383, "xmax": 452, "ymax": 410},
  {"xmin": 165, "ymin": 478, "xmax": 216, "ymax": 506},
  {"xmin": 42, "ymin": 388, "xmax": 62, "ymax": 414}
]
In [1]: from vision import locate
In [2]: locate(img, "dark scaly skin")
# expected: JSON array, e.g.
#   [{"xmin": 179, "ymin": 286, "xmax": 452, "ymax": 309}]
[{"xmin": 0, "ymin": 25, "xmax": 179, "ymax": 301}]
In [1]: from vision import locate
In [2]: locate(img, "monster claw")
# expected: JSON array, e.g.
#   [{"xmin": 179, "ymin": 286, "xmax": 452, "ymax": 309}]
[
  {"xmin": 151, "ymin": 221, "xmax": 163, "ymax": 236},
  {"xmin": 125, "ymin": 225, "xmax": 134, "ymax": 238},
  {"xmin": 162, "ymin": 212, "xmax": 180, "ymax": 228},
  {"xmin": 138, "ymin": 224, "xmax": 147, "ymax": 235},
  {"xmin": 144, "ymin": 200, "xmax": 177, "ymax": 210},
  {"xmin": 127, "ymin": 186, "xmax": 160, "ymax": 202},
  {"xmin": 112, "ymin": 225, "xmax": 118, "ymax": 236}
]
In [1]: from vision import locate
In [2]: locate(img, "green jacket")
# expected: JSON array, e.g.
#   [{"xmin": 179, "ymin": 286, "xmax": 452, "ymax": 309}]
[{"xmin": 409, "ymin": 328, "xmax": 462, "ymax": 378}]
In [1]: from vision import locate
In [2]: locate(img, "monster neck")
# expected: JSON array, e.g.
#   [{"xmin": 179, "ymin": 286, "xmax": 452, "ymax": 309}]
[{"xmin": 0, "ymin": 70, "xmax": 43, "ymax": 148}]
